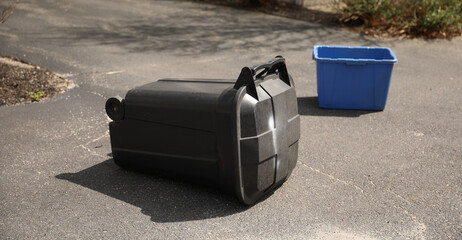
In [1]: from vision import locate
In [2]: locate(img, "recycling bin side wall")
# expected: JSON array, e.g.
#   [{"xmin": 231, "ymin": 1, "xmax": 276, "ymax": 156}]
[{"xmin": 313, "ymin": 46, "xmax": 398, "ymax": 110}]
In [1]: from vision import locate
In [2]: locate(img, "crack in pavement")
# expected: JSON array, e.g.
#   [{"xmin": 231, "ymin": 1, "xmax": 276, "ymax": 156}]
[
  {"xmin": 297, "ymin": 160, "xmax": 364, "ymax": 193},
  {"xmin": 297, "ymin": 160, "xmax": 427, "ymax": 239}
]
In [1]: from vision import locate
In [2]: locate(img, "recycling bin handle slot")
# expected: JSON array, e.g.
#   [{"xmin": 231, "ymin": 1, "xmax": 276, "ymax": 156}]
[{"xmin": 234, "ymin": 56, "xmax": 291, "ymax": 100}]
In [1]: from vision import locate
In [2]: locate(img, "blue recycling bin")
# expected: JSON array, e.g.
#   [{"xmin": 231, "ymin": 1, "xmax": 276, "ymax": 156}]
[{"xmin": 313, "ymin": 46, "xmax": 398, "ymax": 110}]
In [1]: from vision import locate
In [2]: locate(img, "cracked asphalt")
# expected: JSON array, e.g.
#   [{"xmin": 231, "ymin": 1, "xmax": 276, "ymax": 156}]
[{"xmin": 1, "ymin": 0, "xmax": 461, "ymax": 239}]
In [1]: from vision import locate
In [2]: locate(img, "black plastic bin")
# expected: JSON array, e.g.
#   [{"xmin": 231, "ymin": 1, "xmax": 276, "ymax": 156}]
[{"xmin": 105, "ymin": 57, "xmax": 300, "ymax": 205}]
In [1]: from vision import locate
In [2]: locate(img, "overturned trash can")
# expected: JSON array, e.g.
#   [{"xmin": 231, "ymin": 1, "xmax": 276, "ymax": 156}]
[{"xmin": 105, "ymin": 57, "xmax": 300, "ymax": 205}]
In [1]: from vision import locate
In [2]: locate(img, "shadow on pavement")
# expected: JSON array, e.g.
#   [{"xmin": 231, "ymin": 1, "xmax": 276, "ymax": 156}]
[
  {"xmin": 56, "ymin": 159, "xmax": 247, "ymax": 222},
  {"xmin": 297, "ymin": 97, "xmax": 376, "ymax": 117},
  {"xmin": 36, "ymin": 3, "xmax": 380, "ymax": 55}
]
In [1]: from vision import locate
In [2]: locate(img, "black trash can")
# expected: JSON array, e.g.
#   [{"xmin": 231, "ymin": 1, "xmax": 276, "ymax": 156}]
[{"xmin": 106, "ymin": 57, "xmax": 300, "ymax": 205}]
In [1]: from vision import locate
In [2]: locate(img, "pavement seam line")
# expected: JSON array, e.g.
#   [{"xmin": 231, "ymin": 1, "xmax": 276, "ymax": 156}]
[
  {"xmin": 79, "ymin": 144, "xmax": 107, "ymax": 159},
  {"xmin": 387, "ymin": 189, "xmax": 412, "ymax": 205},
  {"xmin": 297, "ymin": 161, "xmax": 364, "ymax": 193},
  {"xmin": 298, "ymin": 161, "xmax": 426, "ymax": 238},
  {"xmin": 364, "ymin": 174, "xmax": 376, "ymax": 187},
  {"xmin": 84, "ymin": 131, "xmax": 109, "ymax": 145}
]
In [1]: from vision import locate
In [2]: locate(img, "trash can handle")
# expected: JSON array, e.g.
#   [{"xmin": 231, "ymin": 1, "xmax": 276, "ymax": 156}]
[
  {"xmin": 234, "ymin": 56, "xmax": 291, "ymax": 100},
  {"xmin": 251, "ymin": 56, "xmax": 284, "ymax": 75}
]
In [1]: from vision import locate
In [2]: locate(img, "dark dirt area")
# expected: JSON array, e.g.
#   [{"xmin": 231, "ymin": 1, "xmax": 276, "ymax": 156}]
[{"xmin": 0, "ymin": 57, "xmax": 75, "ymax": 106}]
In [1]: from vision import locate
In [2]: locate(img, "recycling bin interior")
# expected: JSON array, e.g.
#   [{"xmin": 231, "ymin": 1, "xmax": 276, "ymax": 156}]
[
  {"xmin": 105, "ymin": 57, "xmax": 300, "ymax": 205},
  {"xmin": 313, "ymin": 45, "xmax": 398, "ymax": 110}
]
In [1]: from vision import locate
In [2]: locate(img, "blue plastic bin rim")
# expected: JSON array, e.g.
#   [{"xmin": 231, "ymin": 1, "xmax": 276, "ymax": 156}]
[{"xmin": 313, "ymin": 45, "xmax": 398, "ymax": 64}]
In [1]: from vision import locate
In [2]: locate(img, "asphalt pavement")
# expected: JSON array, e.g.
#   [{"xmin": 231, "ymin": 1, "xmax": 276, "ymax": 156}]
[{"xmin": 1, "ymin": 0, "xmax": 461, "ymax": 239}]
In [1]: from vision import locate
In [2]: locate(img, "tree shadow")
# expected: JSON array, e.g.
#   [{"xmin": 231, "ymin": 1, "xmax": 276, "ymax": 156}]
[
  {"xmin": 56, "ymin": 159, "xmax": 248, "ymax": 223},
  {"xmin": 191, "ymin": 0, "xmax": 342, "ymax": 26},
  {"xmin": 297, "ymin": 96, "xmax": 376, "ymax": 117},
  {"xmin": 34, "ymin": 1, "xmax": 380, "ymax": 56}
]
